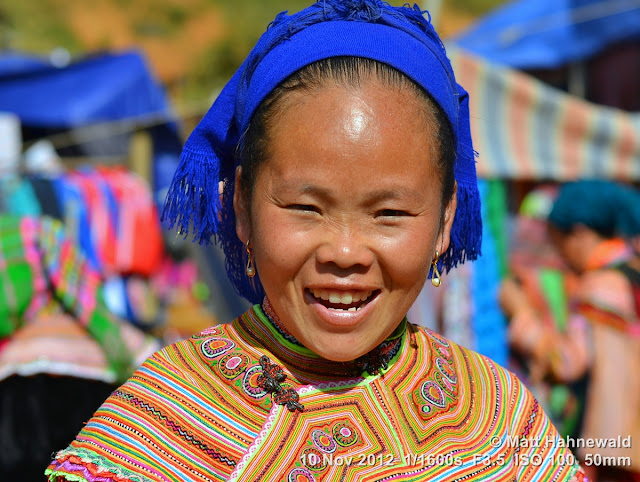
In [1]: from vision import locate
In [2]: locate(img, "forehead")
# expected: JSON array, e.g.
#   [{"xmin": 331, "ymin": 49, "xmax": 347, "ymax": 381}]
[{"xmin": 258, "ymin": 81, "xmax": 442, "ymax": 197}]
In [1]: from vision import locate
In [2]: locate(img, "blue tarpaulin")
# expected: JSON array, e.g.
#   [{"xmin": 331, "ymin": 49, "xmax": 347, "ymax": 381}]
[
  {"xmin": 0, "ymin": 52, "xmax": 49, "ymax": 78},
  {"xmin": 451, "ymin": 0, "xmax": 640, "ymax": 69},
  {"xmin": 0, "ymin": 50, "xmax": 174, "ymax": 127}
]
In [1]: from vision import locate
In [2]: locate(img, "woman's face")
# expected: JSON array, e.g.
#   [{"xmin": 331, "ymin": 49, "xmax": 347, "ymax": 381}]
[
  {"xmin": 548, "ymin": 224, "xmax": 595, "ymax": 273},
  {"xmin": 235, "ymin": 80, "xmax": 456, "ymax": 361}
]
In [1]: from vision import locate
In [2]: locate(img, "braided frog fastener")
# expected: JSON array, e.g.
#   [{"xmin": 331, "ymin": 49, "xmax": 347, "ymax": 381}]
[{"xmin": 257, "ymin": 356, "xmax": 304, "ymax": 412}]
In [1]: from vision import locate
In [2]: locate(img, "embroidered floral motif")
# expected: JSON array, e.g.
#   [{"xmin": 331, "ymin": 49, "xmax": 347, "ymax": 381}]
[
  {"xmin": 302, "ymin": 447, "xmax": 327, "ymax": 471},
  {"xmin": 192, "ymin": 326, "xmax": 221, "ymax": 338},
  {"xmin": 413, "ymin": 330, "xmax": 458, "ymax": 418},
  {"xmin": 312, "ymin": 429, "xmax": 337, "ymax": 453},
  {"xmin": 288, "ymin": 467, "xmax": 315, "ymax": 482},
  {"xmin": 218, "ymin": 353, "xmax": 250, "ymax": 380},
  {"xmin": 242, "ymin": 365, "xmax": 269, "ymax": 399},
  {"xmin": 291, "ymin": 420, "xmax": 361, "ymax": 478},
  {"xmin": 332, "ymin": 422, "xmax": 359, "ymax": 447},
  {"xmin": 196, "ymin": 332, "xmax": 300, "ymax": 408},
  {"xmin": 200, "ymin": 338, "xmax": 235, "ymax": 358}
]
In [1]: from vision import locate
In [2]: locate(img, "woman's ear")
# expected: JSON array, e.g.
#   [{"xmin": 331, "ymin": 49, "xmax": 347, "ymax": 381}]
[
  {"xmin": 437, "ymin": 182, "xmax": 457, "ymax": 254},
  {"xmin": 233, "ymin": 166, "xmax": 251, "ymax": 243}
]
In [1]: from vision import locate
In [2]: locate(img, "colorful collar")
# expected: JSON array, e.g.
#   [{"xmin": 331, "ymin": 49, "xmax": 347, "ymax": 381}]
[
  {"xmin": 244, "ymin": 298, "xmax": 406, "ymax": 379},
  {"xmin": 584, "ymin": 238, "xmax": 633, "ymax": 271}
]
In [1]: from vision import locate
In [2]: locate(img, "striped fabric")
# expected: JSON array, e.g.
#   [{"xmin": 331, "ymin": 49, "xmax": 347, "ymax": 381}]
[
  {"xmin": 62, "ymin": 167, "xmax": 165, "ymax": 277},
  {"xmin": 0, "ymin": 216, "xmax": 48, "ymax": 333},
  {"xmin": 47, "ymin": 305, "xmax": 585, "ymax": 481},
  {"xmin": 96, "ymin": 166, "xmax": 165, "ymax": 277},
  {"xmin": 448, "ymin": 47, "xmax": 640, "ymax": 181}
]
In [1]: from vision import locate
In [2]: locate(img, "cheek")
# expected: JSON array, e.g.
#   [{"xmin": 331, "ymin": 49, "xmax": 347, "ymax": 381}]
[
  {"xmin": 560, "ymin": 237, "xmax": 576, "ymax": 257},
  {"xmin": 376, "ymin": 226, "xmax": 436, "ymax": 289},
  {"xmin": 257, "ymin": 235, "xmax": 307, "ymax": 274},
  {"xmin": 557, "ymin": 237, "xmax": 581, "ymax": 270},
  {"xmin": 250, "ymin": 209, "xmax": 314, "ymax": 281}
]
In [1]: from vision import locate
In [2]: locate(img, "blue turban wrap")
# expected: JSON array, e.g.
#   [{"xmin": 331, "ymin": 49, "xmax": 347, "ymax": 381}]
[
  {"xmin": 162, "ymin": 0, "xmax": 482, "ymax": 303},
  {"xmin": 548, "ymin": 180, "xmax": 640, "ymax": 238}
]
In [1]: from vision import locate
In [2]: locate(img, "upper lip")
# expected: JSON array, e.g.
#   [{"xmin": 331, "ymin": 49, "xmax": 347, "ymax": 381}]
[{"xmin": 306, "ymin": 284, "xmax": 379, "ymax": 292}]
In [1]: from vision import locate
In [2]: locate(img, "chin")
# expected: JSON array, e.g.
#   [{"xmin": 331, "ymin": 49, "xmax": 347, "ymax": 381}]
[{"xmin": 304, "ymin": 333, "xmax": 372, "ymax": 362}]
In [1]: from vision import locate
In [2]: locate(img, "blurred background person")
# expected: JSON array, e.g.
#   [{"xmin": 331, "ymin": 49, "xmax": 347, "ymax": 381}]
[
  {"xmin": 497, "ymin": 185, "xmax": 584, "ymax": 440},
  {"xmin": 501, "ymin": 180, "xmax": 640, "ymax": 482}
]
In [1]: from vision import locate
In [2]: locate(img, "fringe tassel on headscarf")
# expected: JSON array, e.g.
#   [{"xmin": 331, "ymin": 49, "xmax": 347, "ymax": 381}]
[
  {"xmin": 440, "ymin": 179, "xmax": 483, "ymax": 273},
  {"xmin": 161, "ymin": 148, "xmax": 221, "ymax": 245}
]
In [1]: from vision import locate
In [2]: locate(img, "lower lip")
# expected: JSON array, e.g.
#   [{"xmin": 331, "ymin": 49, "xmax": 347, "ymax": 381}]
[{"xmin": 304, "ymin": 290, "xmax": 379, "ymax": 328}]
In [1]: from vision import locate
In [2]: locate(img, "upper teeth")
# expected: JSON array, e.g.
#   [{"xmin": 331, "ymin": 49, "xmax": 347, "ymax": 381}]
[{"xmin": 310, "ymin": 289, "xmax": 373, "ymax": 304}]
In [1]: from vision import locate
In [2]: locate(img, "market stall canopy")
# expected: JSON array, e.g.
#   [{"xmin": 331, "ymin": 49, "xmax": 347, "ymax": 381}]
[
  {"xmin": 0, "ymin": 50, "xmax": 175, "ymax": 127},
  {"xmin": 449, "ymin": 47, "xmax": 640, "ymax": 180},
  {"xmin": 0, "ymin": 52, "xmax": 49, "ymax": 78},
  {"xmin": 451, "ymin": 0, "xmax": 640, "ymax": 69}
]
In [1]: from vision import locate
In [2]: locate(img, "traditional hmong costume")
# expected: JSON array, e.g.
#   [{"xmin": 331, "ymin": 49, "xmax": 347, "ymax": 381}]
[
  {"xmin": 47, "ymin": 301, "xmax": 585, "ymax": 481},
  {"xmin": 47, "ymin": 0, "xmax": 586, "ymax": 480}
]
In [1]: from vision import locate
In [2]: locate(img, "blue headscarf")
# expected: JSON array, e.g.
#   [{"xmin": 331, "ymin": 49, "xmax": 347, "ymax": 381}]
[
  {"xmin": 162, "ymin": 0, "xmax": 482, "ymax": 303},
  {"xmin": 548, "ymin": 180, "xmax": 640, "ymax": 238}
]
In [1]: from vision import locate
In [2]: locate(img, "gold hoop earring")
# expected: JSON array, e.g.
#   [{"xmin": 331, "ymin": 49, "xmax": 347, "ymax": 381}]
[
  {"xmin": 431, "ymin": 250, "xmax": 441, "ymax": 288},
  {"xmin": 245, "ymin": 240, "xmax": 256, "ymax": 278}
]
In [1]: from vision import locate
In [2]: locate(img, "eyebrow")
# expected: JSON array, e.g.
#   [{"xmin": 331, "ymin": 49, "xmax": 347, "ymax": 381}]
[
  {"xmin": 362, "ymin": 187, "xmax": 423, "ymax": 204},
  {"xmin": 278, "ymin": 182, "xmax": 423, "ymax": 204},
  {"xmin": 272, "ymin": 182, "xmax": 332, "ymax": 201}
]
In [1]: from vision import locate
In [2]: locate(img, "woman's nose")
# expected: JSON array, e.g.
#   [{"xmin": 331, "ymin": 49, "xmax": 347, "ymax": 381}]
[{"xmin": 315, "ymin": 225, "xmax": 374, "ymax": 270}]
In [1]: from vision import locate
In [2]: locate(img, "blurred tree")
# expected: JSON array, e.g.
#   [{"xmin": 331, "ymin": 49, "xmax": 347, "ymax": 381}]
[{"xmin": 2, "ymin": 0, "xmax": 81, "ymax": 53}]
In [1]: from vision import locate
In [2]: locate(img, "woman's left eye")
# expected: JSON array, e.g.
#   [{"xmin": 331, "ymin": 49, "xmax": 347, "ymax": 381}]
[
  {"xmin": 287, "ymin": 204, "xmax": 320, "ymax": 213},
  {"xmin": 377, "ymin": 209, "xmax": 411, "ymax": 217}
]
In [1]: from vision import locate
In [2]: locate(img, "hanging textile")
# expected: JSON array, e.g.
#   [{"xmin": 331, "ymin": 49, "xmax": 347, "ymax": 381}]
[
  {"xmin": 448, "ymin": 47, "xmax": 640, "ymax": 181},
  {"xmin": 0, "ymin": 215, "xmax": 158, "ymax": 383}
]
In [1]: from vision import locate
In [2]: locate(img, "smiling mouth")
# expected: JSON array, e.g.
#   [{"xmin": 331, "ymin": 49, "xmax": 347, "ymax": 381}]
[{"xmin": 308, "ymin": 288, "xmax": 378, "ymax": 312}]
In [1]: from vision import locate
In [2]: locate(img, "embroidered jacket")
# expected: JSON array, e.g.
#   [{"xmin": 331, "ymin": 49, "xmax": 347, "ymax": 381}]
[{"xmin": 47, "ymin": 305, "xmax": 585, "ymax": 481}]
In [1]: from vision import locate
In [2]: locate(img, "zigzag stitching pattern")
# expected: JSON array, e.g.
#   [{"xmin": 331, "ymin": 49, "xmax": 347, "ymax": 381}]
[
  {"xmin": 514, "ymin": 399, "xmax": 539, "ymax": 456},
  {"xmin": 115, "ymin": 391, "xmax": 237, "ymax": 467}
]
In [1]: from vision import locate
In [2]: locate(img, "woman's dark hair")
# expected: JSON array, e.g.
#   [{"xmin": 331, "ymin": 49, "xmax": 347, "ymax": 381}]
[{"xmin": 237, "ymin": 56, "xmax": 456, "ymax": 208}]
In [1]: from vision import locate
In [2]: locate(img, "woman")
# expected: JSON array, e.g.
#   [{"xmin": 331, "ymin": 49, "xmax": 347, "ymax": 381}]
[
  {"xmin": 501, "ymin": 180, "xmax": 640, "ymax": 482},
  {"xmin": 47, "ymin": 1, "xmax": 585, "ymax": 481}
]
